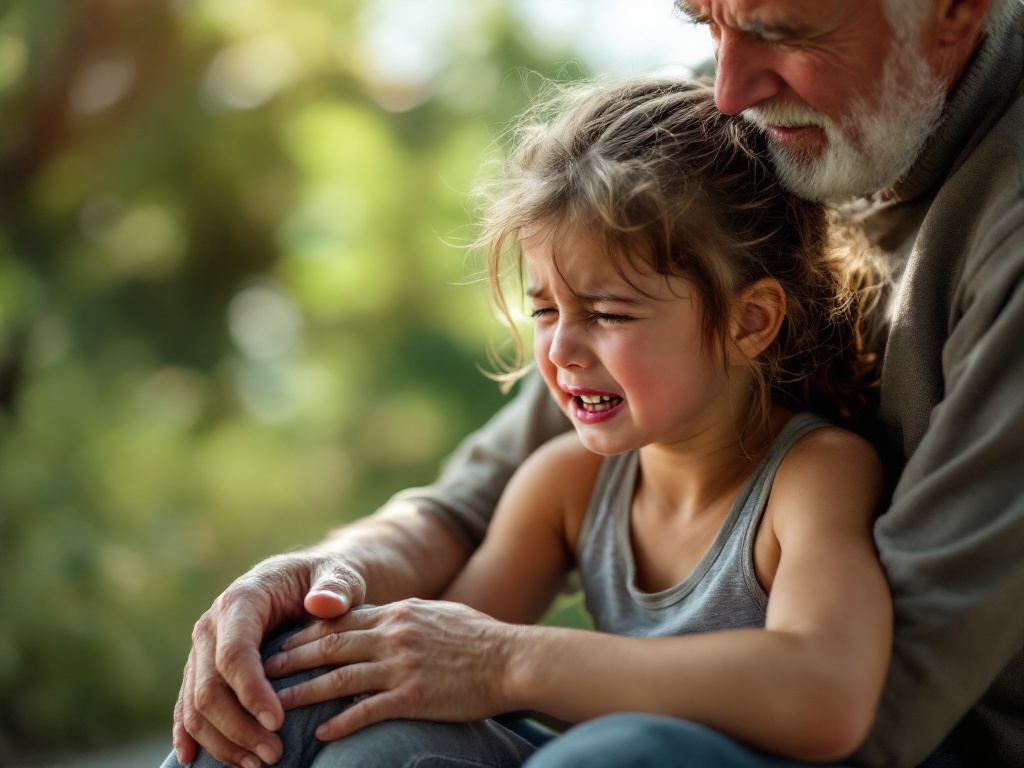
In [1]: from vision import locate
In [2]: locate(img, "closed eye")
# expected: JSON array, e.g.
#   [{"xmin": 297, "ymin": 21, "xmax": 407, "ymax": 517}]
[
  {"xmin": 593, "ymin": 313, "xmax": 633, "ymax": 324},
  {"xmin": 530, "ymin": 308, "xmax": 556, "ymax": 319}
]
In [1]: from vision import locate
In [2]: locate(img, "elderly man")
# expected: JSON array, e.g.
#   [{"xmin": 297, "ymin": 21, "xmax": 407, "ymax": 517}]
[{"xmin": 170, "ymin": 0, "xmax": 1024, "ymax": 766}]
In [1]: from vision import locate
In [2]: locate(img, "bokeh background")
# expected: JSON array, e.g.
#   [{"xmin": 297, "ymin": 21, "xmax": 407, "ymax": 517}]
[{"xmin": 0, "ymin": 0, "xmax": 710, "ymax": 762}]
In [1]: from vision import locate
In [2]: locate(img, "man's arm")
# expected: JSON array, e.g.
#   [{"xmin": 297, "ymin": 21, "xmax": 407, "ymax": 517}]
[
  {"xmin": 855, "ymin": 226, "xmax": 1024, "ymax": 767},
  {"xmin": 391, "ymin": 371, "xmax": 570, "ymax": 544},
  {"xmin": 442, "ymin": 431, "xmax": 602, "ymax": 624},
  {"xmin": 173, "ymin": 371, "xmax": 569, "ymax": 767}
]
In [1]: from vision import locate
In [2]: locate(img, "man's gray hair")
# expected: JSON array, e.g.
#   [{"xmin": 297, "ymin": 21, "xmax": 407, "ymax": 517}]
[{"xmin": 882, "ymin": 0, "xmax": 1020, "ymax": 37}]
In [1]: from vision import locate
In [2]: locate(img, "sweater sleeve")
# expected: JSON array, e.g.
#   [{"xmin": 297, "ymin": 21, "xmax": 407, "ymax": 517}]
[
  {"xmin": 855, "ymin": 220, "xmax": 1024, "ymax": 767},
  {"xmin": 388, "ymin": 370, "xmax": 571, "ymax": 546}
]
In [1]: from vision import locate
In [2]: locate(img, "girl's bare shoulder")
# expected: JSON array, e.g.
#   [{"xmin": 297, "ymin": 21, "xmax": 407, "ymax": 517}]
[
  {"xmin": 770, "ymin": 424, "xmax": 887, "ymax": 525},
  {"xmin": 514, "ymin": 430, "xmax": 605, "ymax": 499},
  {"xmin": 504, "ymin": 431, "xmax": 606, "ymax": 545}
]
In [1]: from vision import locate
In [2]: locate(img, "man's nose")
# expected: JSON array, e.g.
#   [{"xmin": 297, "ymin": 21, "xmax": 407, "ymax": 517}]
[{"xmin": 713, "ymin": 28, "xmax": 785, "ymax": 115}]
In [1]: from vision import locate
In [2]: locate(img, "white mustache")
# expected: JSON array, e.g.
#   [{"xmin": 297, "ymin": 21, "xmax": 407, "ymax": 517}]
[{"xmin": 741, "ymin": 101, "xmax": 835, "ymax": 135}]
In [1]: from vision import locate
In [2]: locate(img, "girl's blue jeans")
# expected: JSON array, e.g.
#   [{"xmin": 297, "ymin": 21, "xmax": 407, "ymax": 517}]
[{"xmin": 161, "ymin": 622, "xmax": 965, "ymax": 768}]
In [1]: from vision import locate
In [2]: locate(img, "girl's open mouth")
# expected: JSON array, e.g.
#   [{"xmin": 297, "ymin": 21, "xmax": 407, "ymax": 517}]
[{"xmin": 575, "ymin": 394, "xmax": 623, "ymax": 413}]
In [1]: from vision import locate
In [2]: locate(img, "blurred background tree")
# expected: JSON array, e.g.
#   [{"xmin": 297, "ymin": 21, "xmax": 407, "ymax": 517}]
[{"xmin": 0, "ymin": 0, "xmax": 707, "ymax": 760}]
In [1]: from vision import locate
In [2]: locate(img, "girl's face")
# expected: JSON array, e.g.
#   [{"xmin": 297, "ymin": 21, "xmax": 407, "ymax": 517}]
[{"xmin": 524, "ymin": 228, "xmax": 742, "ymax": 456}]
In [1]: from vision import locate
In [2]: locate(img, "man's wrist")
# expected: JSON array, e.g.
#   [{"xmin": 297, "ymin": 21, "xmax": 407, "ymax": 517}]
[{"xmin": 499, "ymin": 624, "xmax": 545, "ymax": 714}]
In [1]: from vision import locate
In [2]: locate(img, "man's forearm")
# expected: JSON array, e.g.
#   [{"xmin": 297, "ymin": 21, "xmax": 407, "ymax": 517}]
[{"xmin": 313, "ymin": 500, "xmax": 475, "ymax": 606}]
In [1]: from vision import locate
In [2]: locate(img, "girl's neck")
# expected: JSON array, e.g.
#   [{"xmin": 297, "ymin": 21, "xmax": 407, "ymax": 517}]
[{"xmin": 635, "ymin": 404, "xmax": 792, "ymax": 521}]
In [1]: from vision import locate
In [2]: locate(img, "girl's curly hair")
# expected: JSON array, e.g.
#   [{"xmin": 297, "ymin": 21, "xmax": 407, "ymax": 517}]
[{"xmin": 475, "ymin": 78, "xmax": 884, "ymax": 430}]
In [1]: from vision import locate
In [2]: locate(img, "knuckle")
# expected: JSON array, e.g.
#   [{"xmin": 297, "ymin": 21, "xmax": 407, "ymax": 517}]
[
  {"xmin": 192, "ymin": 613, "xmax": 213, "ymax": 643},
  {"xmin": 317, "ymin": 555, "xmax": 362, "ymax": 582},
  {"xmin": 182, "ymin": 702, "xmax": 204, "ymax": 733},
  {"xmin": 320, "ymin": 632, "xmax": 345, "ymax": 656},
  {"xmin": 313, "ymin": 574, "xmax": 355, "ymax": 594},
  {"xmin": 217, "ymin": 571, "xmax": 275, "ymax": 612},
  {"xmin": 217, "ymin": 580, "xmax": 261, "ymax": 613},
  {"xmin": 215, "ymin": 640, "xmax": 249, "ymax": 676},
  {"xmin": 390, "ymin": 622, "xmax": 423, "ymax": 650},
  {"xmin": 193, "ymin": 679, "xmax": 220, "ymax": 715},
  {"xmin": 328, "ymin": 665, "xmax": 351, "ymax": 689},
  {"xmin": 386, "ymin": 602, "xmax": 409, "ymax": 625},
  {"xmin": 392, "ymin": 599, "xmax": 418, "ymax": 619},
  {"xmin": 403, "ymin": 673, "xmax": 427, "ymax": 700}
]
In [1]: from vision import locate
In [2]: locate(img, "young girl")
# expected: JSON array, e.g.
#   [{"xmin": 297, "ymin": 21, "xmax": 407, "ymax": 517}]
[
  {"xmin": 174, "ymin": 78, "xmax": 890, "ymax": 768},
  {"xmin": 440, "ymin": 76, "xmax": 890, "ymax": 761}
]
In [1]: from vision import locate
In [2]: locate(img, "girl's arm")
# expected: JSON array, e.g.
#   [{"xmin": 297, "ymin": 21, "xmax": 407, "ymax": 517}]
[
  {"xmin": 442, "ymin": 431, "xmax": 603, "ymax": 625},
  {"xmin": 499, "ymin": 427, "xmax": 890, "ymax": 762}
]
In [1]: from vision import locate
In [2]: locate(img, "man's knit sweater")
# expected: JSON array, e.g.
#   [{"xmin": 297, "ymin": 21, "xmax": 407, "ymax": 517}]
[{"xmin": 851, "ymin": 5, "xmax": 1024, "ymax": 766}]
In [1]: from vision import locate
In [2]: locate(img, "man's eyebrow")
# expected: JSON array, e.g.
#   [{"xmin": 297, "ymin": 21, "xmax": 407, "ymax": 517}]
[
  {"xmin": 674, "ymin": 0, "xmax": 806, "ymax": 40},
  {"xmin": 674, "ymin": 1, "xmax": 708, "ymax": 24}
]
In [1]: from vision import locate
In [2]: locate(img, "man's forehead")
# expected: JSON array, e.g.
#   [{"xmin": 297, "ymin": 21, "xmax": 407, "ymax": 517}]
[{"xmin": 676, "ymin": 0, "xmax": 861, "ymax": 34}]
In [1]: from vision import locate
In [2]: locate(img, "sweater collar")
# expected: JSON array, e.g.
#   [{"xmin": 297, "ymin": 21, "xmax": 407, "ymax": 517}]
[{"xmin": 886, "ymin": 3, "xmax": 1024, "ymax": 204}]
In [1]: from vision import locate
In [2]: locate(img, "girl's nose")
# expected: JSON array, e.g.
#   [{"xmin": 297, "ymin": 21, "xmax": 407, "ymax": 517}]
[{"xmin": 547, "ymin": 319, "xmax": 590, "ymax": 370}]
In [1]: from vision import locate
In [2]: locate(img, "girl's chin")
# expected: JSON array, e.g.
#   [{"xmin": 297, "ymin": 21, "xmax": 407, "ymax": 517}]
[{"xmin": 573, "ymin": 428, "xmax": 637, "ymax": 457}]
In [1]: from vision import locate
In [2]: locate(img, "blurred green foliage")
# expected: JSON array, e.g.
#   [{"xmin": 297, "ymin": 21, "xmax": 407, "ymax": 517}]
[{"xmin": 0, "ymin": 0, "xmax": 599, "ymax": 756}]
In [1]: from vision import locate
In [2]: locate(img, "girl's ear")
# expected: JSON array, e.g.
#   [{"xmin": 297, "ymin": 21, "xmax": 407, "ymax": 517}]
[{"xmin": 727, "ymin": 278, "xmax": 786, "ymax": 364}]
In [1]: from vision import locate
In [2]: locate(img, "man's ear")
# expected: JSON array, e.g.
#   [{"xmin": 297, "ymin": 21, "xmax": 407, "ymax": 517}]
[
  {"xmin": 727, "ymin": 278, "xmax": 785, "ymax": 364},
  {"xmin": 923, "ymin": 0, "xmax": 990, "ymax": 86},
  {"xmin": 933, "ymin": 0, "xmax": 990, "ymax": 41}
]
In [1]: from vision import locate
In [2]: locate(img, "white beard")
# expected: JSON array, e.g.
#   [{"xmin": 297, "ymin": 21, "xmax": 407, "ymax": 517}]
[{"xmin": 740, "ymin": 35, "xmax": 947, "ymax": 202}]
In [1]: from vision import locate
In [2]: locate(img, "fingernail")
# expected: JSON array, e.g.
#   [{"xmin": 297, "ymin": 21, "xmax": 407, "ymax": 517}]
[
  {"xmin": 257, "ymin": 710, "xmax": 278, "ymax": 730},
  {"xmin": 264, "ymin": 655, "xmax": 281, "ymax": 674},
  {"xmin": 241, "ymin": 757, "xmax": 260, "ymax": 768},
  {"xmin": 256, "ymin": 744, "xmax": 277, "ymax": 764}
]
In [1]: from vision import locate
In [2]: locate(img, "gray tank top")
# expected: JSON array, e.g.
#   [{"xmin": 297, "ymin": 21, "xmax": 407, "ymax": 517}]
[{"xmin": 577, "ymin": 412, "xmax": 831, "ymax": 637}]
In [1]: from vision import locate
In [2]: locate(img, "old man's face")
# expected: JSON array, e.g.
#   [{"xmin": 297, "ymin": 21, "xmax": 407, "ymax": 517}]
[{"xmin": 677, "ymin": 0, "xmax": 947, "ymax": 201}]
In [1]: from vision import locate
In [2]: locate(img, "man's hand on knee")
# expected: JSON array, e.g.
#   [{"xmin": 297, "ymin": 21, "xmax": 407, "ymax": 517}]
[
  {"xmin": 264, "ymin": 599, "xmax": 516, "ymax": 741},
  {"xmin": 173, "ymin": 552, "xmax": 368, "ymax": 766}
]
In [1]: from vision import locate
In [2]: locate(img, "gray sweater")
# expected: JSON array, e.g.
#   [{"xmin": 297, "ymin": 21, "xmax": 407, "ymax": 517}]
[{"xmin": 395, "ymin": 6, "xmax": 1024, "ymax": 766}]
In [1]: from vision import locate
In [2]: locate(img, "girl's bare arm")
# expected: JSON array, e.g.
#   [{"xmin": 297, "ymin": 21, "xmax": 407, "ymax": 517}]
[{"xmin": 496, "ymin": 427, "xmax": 890, "ymax": 761}]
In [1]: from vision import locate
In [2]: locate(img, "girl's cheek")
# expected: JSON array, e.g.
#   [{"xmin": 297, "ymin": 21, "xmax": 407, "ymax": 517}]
[{"xmin": 534, "ymin": 330, "xmax": 553, "ymax": 365}]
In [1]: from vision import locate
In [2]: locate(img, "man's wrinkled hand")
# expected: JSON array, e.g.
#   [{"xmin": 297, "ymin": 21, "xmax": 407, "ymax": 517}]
[
  {"xmin": 173, "ymin": 552, "xmax": 367, "ymax": 766},
  {"xmin": 263, "ymin": 598, "xmax": 518, "ymax": 742}
]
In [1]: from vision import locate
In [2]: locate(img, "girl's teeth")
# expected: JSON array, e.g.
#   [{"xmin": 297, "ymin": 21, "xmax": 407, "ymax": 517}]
[{"xmin": 575, "ymin": 394, "xmax": 622, "ymax": 412}]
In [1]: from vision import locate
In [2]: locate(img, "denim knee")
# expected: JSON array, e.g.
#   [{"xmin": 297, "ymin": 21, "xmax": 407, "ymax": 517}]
[
  {"xmin": 310, "ymin": 719, "xmax": 536, "ymax": 768},
  {"xmin": 525, "ymin": 713, "xmax": 806, "ymax": 768}
]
